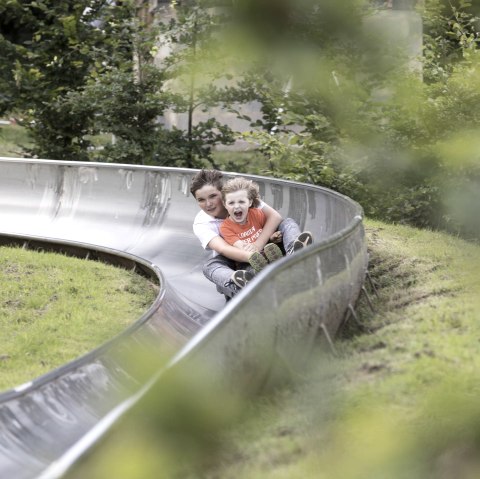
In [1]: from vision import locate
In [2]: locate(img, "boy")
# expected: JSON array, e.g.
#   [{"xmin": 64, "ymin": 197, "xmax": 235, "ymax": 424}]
[{"xmin": 190, "ymin": 170, "xmax": 312, "ymax": 299}]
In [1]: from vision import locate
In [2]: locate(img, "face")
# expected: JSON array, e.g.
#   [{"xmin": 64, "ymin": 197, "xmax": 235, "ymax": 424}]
[
  {"xmin": 224, "ymin": 189, "xmax": 252, "ymax": 225},
  {"xmin": 194, "ymin": 184, "xmax": 227, "ymax": 219}
]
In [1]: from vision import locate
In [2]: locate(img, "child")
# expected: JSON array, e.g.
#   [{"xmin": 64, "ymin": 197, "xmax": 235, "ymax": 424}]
[
  {"xmin": 220, "ymin": 177, "xmax": 313, "ymax": 276},
  {"xmin": 190, "ymin": 170, "xmax": 313, "ymax": 298},
  {"xmin": 191, "ymin": 170, "xmax": 281, "ymax": 297}
]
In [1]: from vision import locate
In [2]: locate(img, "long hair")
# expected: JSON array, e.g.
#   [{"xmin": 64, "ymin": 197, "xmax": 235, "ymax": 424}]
[{"xmin": 221, "ymin": 177, "xmax": 261, "ymax": 208}]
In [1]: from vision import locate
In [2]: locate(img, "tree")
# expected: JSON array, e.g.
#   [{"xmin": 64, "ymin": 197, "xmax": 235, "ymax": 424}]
[
  {"xmin": 229, "ymin": 0, "xmax": 480, "ymax": 237},
  {"xmin": 158, "ymin": 2, "xmax": 239, "ymax": 168},
  {"xmin": 58, "ymin": 8, "xmax": 176, "ymax": 166},
  {"xmin": 0, "ymin": 0, "xmax": 136, "ymax": 161}
]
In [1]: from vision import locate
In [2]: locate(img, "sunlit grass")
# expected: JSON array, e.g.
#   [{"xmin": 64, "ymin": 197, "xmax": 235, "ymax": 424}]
[
  {"xmin": 0, "ymin": 123, "xmax": 115, "ymax": 158},
  {"xmin": 0, "ymin": 123, "xmax": 33, "ymax": 157},
  {"xmin": 0, "ymin": 246, "xmax": 158, "ymax": 391},
  {"xmin": 205, "ymin": 219, "xmax": 480, "ymax": 479},
  {"xmin": 211, "ymin": 149, "xmax": 270, "ymax": 176}
]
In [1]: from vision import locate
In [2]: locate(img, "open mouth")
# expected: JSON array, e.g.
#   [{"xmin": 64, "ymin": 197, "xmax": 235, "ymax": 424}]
[{"xmin": 234, "ymin": 211, "xmax": 243, "ymax": 221}]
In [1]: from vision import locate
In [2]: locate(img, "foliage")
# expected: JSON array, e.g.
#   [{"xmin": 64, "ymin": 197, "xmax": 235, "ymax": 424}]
[
  {"xmin": 0, "ymin": 121, "xmax": 33, "ymax": 157},
  {"xmin": 0, "ymin": 0, "xmax": 137, "ymax": 161},
  {"xmin": 2, "ymin": 0, "xmax": 480, "ymax": 236},
  {"xmin": 62, "ymin": 60, "xmax": 172, "ymax": 165},
  {"xmin": 235, "ymin": 0, "xmax": 480, "ymax": 238},
  {"xmin": 157, "ymin": 2, "xmax": 238, "ymax": 167},
  {"xmin": 0, "ymin": 1, "xmax": 240, "ymax": 167}
]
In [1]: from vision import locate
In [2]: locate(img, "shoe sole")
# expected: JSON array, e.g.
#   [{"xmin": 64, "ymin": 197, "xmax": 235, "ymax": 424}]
[
  {"xmin": 264, "ymin": 243, "xmax": 283, "ymax": 263},
  {"xmin": 293, "ymin": 231, "xmax": 313, "ymax": 252},
  {"xmin": 249, "ymin": 252, "xmax": 268, "ymax": 273},
  {"xmin": 232, "ymin": 270, "xmax": 254, "ymax": 288}
]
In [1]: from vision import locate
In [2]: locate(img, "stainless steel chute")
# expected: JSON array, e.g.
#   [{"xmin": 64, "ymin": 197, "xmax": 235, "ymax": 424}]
[{"xmin": 0, "ymin": 158, "xmax": 368, "ymax": 478}]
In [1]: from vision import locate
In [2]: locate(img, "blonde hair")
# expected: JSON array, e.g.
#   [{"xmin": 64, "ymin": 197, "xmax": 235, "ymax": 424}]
[{"xmin": 221, "ymin": 177, "xmax": 261, "ymax": 208}]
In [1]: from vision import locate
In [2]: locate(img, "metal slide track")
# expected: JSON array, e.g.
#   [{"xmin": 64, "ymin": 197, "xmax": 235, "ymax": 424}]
[{"xmin": 0, "ymin": 158, "xmax": 368, "ymax": 478}]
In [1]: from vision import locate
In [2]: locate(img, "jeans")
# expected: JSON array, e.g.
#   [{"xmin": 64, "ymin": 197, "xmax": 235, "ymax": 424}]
[
  {"xmin": 278, "ymin": 217, "xmax": 302, "ymax": 255},
  {"xmin": 202, "ymin": 218, "xmax": 302, "ymax": 298},
  {"xmin": 202, "ymin": 254, "xmax": 239, "ymax": 298}
]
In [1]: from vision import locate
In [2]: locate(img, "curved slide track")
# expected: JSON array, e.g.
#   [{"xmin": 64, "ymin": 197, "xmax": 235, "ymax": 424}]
[{"xmin": 0, "ymin": 158, "xmax": 368, "ymax": 478}]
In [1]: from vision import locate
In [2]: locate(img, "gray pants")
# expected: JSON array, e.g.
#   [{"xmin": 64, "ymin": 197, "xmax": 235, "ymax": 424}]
[
  {"xmin": 202, "ymin": 218, "xmax": 301, "ymax": 298},
  {"xmin": 279, "ymin": 217, "xmax": 303, "ymax": 255}
]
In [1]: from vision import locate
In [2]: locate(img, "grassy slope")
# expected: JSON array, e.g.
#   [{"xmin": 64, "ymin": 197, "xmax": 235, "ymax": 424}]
[
  {"xmin": 0, "ymin": 246, "xmax": 158, "ymax": 391},
  {"xmin": 203, "ymin": 219, "xmax": 480, "ymax": 479},
  {"xmin": 67, "ymin": 219, "xmax": 480, "ymax": 479}
]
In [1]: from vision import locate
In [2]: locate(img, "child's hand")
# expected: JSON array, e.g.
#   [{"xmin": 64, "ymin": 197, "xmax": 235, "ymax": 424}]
[
  {"xmin": 269, "ymin": 231, "xmax": 283, "ymax": 244},
  {"xmin": 241, "ymin": 241, "xmax": 258, "ymax": 253}
]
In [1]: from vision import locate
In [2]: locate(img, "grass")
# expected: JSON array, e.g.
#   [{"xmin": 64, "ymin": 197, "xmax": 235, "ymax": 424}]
[
  {"xmin": 3, "ymin": 130, "xmax": 478, "ymax": 475},
  {"xmin": 0, "ymin": 122, "xmax": 113, "ymax": 158},
  {"xmin": 67, "ymin": 218, "xmax": 480, "ymax": 479},
  {"xmin": 203, "ymin": 220, "xmax": 480, "ymax": 479},
  {"xmin": 0, "ymin": 246, "xmax": 158, "ymax": 392},
  {"xmin": 0, "ymin": 122, "xmax": 33, "ymax": 157},
  {"xmin": 212, "ymin": 150, "xmax": 268, "ymax": 175}
]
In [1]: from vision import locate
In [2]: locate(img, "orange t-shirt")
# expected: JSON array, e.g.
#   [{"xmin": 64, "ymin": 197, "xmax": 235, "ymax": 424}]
[{"xmin": 220, "ymin": 208, "xmax": 266, "ymax": 245}]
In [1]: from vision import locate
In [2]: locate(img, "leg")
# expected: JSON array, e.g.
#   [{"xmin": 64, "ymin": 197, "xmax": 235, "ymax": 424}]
[
  {"xmin": 278, "ymin": 218, "xmax": 301, "ymax": 254},
  {"xmin": 202, "ymin": 254, "xmax": 239, "ymax": 298},
  {"xmin": 278, "ymin": 218, "xmax": 313, "ymax": 255}
]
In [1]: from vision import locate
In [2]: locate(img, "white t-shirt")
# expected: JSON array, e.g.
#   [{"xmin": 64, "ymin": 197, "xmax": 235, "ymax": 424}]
[
  {"xmin": 193, "ymin": 210, "xmax": 224, "ymax": 251},
  {"xmin": 193, "ymin": 202, "xmax": 266, "ymax": 255}
]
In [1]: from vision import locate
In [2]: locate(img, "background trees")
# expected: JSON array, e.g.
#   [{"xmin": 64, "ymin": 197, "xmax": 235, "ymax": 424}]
[
  {"xmin": 0, "ymin": 0, "xmax": 139, "ymax": 161},
  {"xmin": 223, "ymin": 0, "xmax": 480, "ymax": 239},
  {"xmin": 1, "ymin": 0, "xmax": 479, "ymax": 238}
]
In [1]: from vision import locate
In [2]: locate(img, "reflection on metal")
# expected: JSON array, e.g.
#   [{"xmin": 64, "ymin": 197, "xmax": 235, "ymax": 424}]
[{"xmin": 0, "ymin": 157, "xmax": 368, "ymax": 478}]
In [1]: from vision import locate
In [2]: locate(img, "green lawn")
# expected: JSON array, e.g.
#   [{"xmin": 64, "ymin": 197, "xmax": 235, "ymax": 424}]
[
  {"xmin": 68, "ymin": 218, "xmax": 480, "ymax": 479},
  {"xmin": 0, "ymin": 123, "xmax": 113, "ymax": 158},
  {"xmin": 0, "ymin": 122, "xmax": 32, "ymax": 157},
  {"xmin": 0, "ymin": 246, "xmax": 158, "ymax": 391}
]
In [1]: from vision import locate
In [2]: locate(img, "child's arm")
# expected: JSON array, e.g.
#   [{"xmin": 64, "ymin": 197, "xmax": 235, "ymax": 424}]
[
  {"xmin": 233, "ymin": 240, "xmax": 257, "ymax": 252},
  {"xmin": 214, "ymin": 221, "xmax": 257, "ymax": 260},
  {"xmin": 207, "ymin": 236, "xmax": 253, "ymax": 263},
  {"xmin": 253, "ymin": 204, "xmax": 282, "ymax": 251}
]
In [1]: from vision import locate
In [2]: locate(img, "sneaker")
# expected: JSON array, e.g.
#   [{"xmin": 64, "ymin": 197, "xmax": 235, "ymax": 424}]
[
  {"xmin": 248, "ymin": 251, "xmax": 269, "ymax": 273},
  {"xmin": 292, "ymin": 231, "xmax": 313, "ymax": 252},
  {"xmin": 264, "ymin": 243, "xmax": 284, "ymax": 263},
  {"xmin": 231, "ymin": 269, "xmax": 254, "ymax": 288}
]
